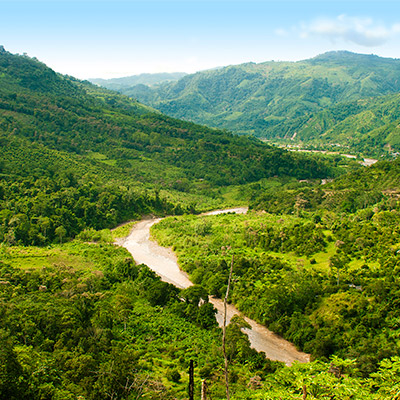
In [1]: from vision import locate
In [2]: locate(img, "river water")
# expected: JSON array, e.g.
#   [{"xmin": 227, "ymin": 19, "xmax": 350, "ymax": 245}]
[{"xmin": 118, "ymin": 208, "xmax": 310, "ymax": 365}]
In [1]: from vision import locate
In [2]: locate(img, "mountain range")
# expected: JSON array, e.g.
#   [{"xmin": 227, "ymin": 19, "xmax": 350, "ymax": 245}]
[
  {"xmin": 90, "ymin": 72, "xmax": 187, "ymax": 91},
  {"xmin": 96, "ymin": 51, "xmax": 400, "ymax": 157},
  {"xmin": 0, "ymin": 47, "xmax": 339, "ymax": 245},
  {"xmin": 2, "ymin": 47, "xmax": 400, "ymax": 399}
]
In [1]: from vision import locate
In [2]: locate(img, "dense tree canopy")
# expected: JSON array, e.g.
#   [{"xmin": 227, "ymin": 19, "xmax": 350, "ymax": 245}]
[{"xmin": 152, "ymin": 159, "xmax": 400, "ymax": 376}]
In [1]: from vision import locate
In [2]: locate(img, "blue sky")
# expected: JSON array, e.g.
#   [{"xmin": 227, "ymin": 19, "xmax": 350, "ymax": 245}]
[{"xmin": 1, "ymin": 0, "xmax": 400, "ymax": 78}]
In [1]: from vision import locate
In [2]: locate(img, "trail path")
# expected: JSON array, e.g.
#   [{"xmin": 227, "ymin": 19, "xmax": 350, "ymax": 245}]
[{"xmin": 118, "ymin": 208, "xmax": 310, "ymax": 365}]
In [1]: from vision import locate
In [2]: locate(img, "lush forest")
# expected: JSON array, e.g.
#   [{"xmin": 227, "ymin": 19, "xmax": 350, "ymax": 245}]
[
  {"xmin": 152, "ymin": 158, "xmax": 400, "ymax": 385},
  {"xmin": 0, "ymin": 48, "xmax": 337, "ymax": 188},
  {"xmin": 2, "ymin": 231, "xmax": 400, "ymax": 399},
  {"xmin": 112, "ymin": 51, "xmax": 400, "ymax": 156},
  {"xmin": 0, "ymin": 133, "xmax": 190, "ymax": 247},
  {"xmin": 0, "ymin": 236, "xmax": 248, "ymax": 399},
  {"xmin": 0, "ymin": 49, "xmax": 345, "ymax": 247},
  {"xmin": 2, "ymin": 47, "xmax": 400, "ymax": 399}
]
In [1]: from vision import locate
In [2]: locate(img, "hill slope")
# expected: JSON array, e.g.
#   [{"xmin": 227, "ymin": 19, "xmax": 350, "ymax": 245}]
[
  {"xmin": 0, "ymin": 48, "xmax": 340, "ymax": 245},
  {"xmin": 116, "ymin": 51, "xmax": 400, "ymax": 155},
  {"xmin": 292, "ymin": 93, "xmax": 400, "ymax": 155},
  {"xmin": 0, "ymin": 48, "xmax": 337, "ymax": 185}
]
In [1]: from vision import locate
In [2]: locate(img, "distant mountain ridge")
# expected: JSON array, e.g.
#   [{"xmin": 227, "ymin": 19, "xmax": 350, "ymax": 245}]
[
  {"xmin": 90, "ymin": 72, "xmax": 187, "ymax": 90},
  {"xmin": 109, "ymin": 51, "xmax": 400, "ymax": 156}
]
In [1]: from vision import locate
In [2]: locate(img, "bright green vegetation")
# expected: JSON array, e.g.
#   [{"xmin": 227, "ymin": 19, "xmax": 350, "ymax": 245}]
[
  {"xmin": 111, "ymin": 221, "xmax": 137, "ymax": 241},
  {"xmin": 0, "ymin": 240, "xmax": 242, "ymax": 399},
  {"xmin": 293, "ymin": 93, "xmax": 400, "ymax": 156},
  {"xmin": 250, "ymin": 157, "xmax": 400, "ymax": 214},
  {"xmin": 119, "ymin": 51, "xmax": 400, "ymax": 156},
  {"xmin": 0, "ymin": 49, "xmax": 337, "ymax": 187},
  {"xmin": 0, "ymin": 136, "xmax": 183, "ymax": 245},
  {"xmin": 152, "ymin": 159, "xmax": 400, "ymax": 379},
  {"xmin": 1, "ymin": 238, "xmax": 400, "ymax": 399},
  {"xmin": 2, "ymin": 48, "xmax": 400, "ymax": 398},
  {"xmin": 0, "ymin": 49, "xmax": 345, "ymax": 247}
]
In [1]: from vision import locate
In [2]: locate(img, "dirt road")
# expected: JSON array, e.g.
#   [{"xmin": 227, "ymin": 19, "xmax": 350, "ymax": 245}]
[{"xmin": 119, "ymin": 208, "xmax": 310, "ymax": 365}]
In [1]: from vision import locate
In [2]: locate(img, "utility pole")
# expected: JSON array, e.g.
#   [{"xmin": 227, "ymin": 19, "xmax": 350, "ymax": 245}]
[
  {"xmin": 201, "ymin": 379, "xmax": 207, "ymax": 400},
  {"xmin": 302, "ymin": 383, "xmax": 307, "ymax": 399},
  {"xmin": 223, "ymin": 254, "xmax": 234, "ymax": 400},
  {"xmin": 189, "ymin": 359, "xmax": 194, "ymax": 400}
]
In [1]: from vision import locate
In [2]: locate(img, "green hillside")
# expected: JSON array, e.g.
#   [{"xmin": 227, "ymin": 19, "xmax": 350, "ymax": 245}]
[
  {"xmin": 1, "ymin": 48, "xmax": 400, "ymax": 399},
  {"xmin": 117, "ymin": 51, "xmax": 400, "ymax": 156},
  {"xmin": 295, "ymin": 93, "xmax": 400, "ymax": 155},
  {"xmin": 0, "ymin": 48, "xmax": 341, "ymax": 246},
  {"xmin": 0, "ymin": 48, "xmax": 337, "ymax": 186}
]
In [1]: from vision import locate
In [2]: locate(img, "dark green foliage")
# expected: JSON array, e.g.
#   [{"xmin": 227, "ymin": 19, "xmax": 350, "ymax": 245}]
[
  {"xmin": 166, "ymin": 368, "xmax": 181, "ymax": 383},
  {"xmin": 146, "ymin": 280, "xmax": 178, "ymax": 306},
  {"xmin": 0, "ymin": 330, "xmax": 26, "ymax": 400},
  {"xmin": 0, "ymin": 50, "xmax": 345, "ymax": 247},
  {"xmin": 251, "ymin": 158, "xmax": 400, "ymax": 214},
  {"xmin": 2, "ymin": 48, "xmax": 400, "ymax": 398},
  {"xmin": 225, "ymin": 315, "xmax": 253, "ymax": 363},
  {"xmin": 0, "ymin": 140, "xmax": 178, "ymax": 245},
  {"xmin": 0, "ymin": 51, "xmax": 80, "ymax": 96},
  {"xmin": 172, "ymin": 285, "xmax": 217, "ymax": 329}
]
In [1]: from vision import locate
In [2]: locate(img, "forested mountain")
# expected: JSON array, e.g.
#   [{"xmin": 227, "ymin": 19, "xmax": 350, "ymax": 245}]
[
  {"xmin": 115, "ymin": 51, "xmax": 400, "ymax": 156},
  {"xmin": 0, "ymin": 48, "xmax": 341, "ymax": 246},
  {"xmin": 90, "ymin": 72, "xmax": 187, "ymax": 91},
  {"xmin": 292, "ymin": 92, "xmax": 400, "ymax": 155},
  {"xmin": 0, "ymin": 47, "xmax": 337, "ymax": 186}
]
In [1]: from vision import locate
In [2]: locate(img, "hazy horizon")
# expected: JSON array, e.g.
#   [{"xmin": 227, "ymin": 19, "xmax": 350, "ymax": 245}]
[
  {"xmin": 1, "ymin": 0, "xmax": 400, "ymax": 79},
  {"xmin": 88, "ymin": 50, "xmax": 400, "ymax": 81}
]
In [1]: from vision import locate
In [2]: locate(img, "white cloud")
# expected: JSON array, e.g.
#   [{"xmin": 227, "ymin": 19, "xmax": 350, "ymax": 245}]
[
  {"xmin": 297, "ymin": 15, "xmax": 400, "ymax": 47},
  {"xmin": 274, "ymin": 28, "xmax": 288, "ymax": 37}
]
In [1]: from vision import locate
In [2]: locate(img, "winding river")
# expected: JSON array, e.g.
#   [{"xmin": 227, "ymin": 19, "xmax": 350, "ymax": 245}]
[{"xmin": 118, "ymin": 208, "xmax": 310, "ymax": 366}]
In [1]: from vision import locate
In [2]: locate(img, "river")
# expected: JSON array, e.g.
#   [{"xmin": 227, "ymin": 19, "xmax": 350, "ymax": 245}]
[{"xmin": 118, "ymin": 208, "xmax": 310, "ymax": 366}]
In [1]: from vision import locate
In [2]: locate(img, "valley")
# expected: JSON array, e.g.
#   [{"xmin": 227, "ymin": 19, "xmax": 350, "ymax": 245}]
[
  {"xmin": 0, "ymin": 47, "xmax": 400, "ymax": 399},
  {"xmin": 273, "ymin": 144, "xmax": 379, "ymax": 167},
  {"xmin": 96, "ymin": 51, "xmax": 400, "ymax": 158},
  {"xmin": 118, "ymin": 208, "xmax": 310, "ymax": 365}
]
